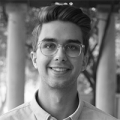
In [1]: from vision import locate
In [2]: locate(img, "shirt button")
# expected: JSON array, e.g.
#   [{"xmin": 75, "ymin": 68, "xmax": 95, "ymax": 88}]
[
  {"xmin": 63, "ymin": 117, "xmax": 71, "ymax": 120},
  {"xmin": 49, "ymin": 116, "xmax": 57, "ymax": 120}
]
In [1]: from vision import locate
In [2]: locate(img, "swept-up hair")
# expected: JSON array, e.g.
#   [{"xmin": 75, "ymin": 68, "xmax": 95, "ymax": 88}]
[{"xmin": 32, "ymin": 4, "xmax": 91, "ymax": 55}]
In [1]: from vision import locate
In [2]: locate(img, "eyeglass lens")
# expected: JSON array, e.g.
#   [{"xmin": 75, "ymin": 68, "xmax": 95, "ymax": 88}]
[{"xmin": 40, "ymin": 41, "xmax": 82, "ymax": 57}]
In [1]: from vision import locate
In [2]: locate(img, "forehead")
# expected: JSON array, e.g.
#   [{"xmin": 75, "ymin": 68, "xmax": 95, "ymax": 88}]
[{"xmin": 38, "ymin": 20, "xmax": 83, "ymax": 43}]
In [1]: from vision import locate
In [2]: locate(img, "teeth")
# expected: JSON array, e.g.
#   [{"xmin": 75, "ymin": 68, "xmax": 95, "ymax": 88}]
[{"xmin": 51, "ymin": 68, "xmax": 67, "ymax": 72}]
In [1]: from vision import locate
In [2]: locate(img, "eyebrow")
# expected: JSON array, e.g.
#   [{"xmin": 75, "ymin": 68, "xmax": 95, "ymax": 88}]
[
  {"xmin": 41, "ymin": 38, "xmax": 57, "ymax": 42},
  {"xmin": 41, "ymin": 38, "xmax": 82, "ymax": 44},
  {"xmin": 66, "ymin": 39, "xmax": 82, "ymax": 44}
]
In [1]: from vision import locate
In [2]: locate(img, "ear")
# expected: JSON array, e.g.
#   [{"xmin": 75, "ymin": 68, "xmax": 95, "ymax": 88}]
[
  {"xmin": 81, "ymin": 53, "xmax": 89, "ymax": 72},
  {"xmin": 30, "ymin": 51, "xmax": 38, "ymax": 69}
]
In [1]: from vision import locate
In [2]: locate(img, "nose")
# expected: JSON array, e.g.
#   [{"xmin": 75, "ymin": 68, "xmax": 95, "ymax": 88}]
[{"xmin": 53, "ymin": 46, "xmax": 67, "ymax": 62}]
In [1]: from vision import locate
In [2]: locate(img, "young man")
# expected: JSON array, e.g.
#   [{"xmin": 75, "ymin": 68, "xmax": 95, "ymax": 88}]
[{"xmin": 0, "ymin": 4, "xmax": 118, "ymax": 120}]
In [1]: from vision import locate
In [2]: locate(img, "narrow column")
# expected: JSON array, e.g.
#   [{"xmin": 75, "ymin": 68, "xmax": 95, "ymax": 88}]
[
  {"xmin": 96, "ymin": 11, "xmax": 116, "ymax": 116},
  {"xmin": 6, "ymin": 4, "xmax": 27, "ymax": 110}
]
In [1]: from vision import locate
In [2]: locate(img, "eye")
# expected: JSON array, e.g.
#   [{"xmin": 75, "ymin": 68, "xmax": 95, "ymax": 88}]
[
  {"xmin": 42, "ymin": 42, "xmax": 56, "ymax": 50},
  {"xmin": 66, "ymin": 44, "xmax": 80, "ymax": 51}
]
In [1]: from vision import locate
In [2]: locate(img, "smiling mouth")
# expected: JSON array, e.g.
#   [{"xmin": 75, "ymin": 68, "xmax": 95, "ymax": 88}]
[{"xmin": 50, "ymin": 67, "xmax": 70, "ymax": 72}]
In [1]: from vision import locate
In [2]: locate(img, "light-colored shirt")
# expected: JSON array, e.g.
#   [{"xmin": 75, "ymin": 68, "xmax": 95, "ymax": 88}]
[{"xmin": 0, "ymin": 90, "xmax": 118, "ymax": 120}]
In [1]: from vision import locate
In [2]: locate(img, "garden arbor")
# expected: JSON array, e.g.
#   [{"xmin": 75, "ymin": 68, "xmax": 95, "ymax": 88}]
[{"xmin": 1, "ymin": 0, "xmax": 120, "ymax": 118}]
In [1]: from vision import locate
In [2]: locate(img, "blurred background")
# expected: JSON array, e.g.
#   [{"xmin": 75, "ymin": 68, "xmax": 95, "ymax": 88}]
[{"xmin": 0, "ymin": 0, "xmax": 120, "ymax": 119}]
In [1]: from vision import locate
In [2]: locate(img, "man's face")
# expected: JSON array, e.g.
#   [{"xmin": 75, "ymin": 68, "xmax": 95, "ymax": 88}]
[{"xmin": 31, "ymin": 21, "xmax": 87, "ymax": 89}]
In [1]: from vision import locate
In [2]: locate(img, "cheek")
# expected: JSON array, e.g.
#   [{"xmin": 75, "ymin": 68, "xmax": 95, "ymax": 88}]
[
  {"xmin": 72, "ymin": 58, "xmax": 83, "ymax": 73},
  {"xmin": 36, "ymin": 55, "xmax": 50, "ymax": 73}
]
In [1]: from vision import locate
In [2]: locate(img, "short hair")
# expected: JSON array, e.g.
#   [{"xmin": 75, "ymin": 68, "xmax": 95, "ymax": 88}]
[{"xmin": 32, "ymin": 4, "xmax": 91, "ymax": 55}]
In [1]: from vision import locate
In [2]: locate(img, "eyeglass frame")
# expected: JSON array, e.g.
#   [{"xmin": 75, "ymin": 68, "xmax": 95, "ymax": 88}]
[{"xmin": 37, "ymin": 41, "xmax": 85, "ymax": 58}]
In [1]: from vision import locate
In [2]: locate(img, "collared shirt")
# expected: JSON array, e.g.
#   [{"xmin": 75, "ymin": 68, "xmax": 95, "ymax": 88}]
[{"xmin": 0, "ymin": 90, "xmax": 118, "ymax": 120}]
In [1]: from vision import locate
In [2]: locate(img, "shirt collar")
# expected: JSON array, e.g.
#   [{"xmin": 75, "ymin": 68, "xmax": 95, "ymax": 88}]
[
  {"xmin": 30, "ymin": 90, "xmax": 51, "ymax": 120},
  {"xmin": 30, "ymin": 90, "xmax": 84, "ymax": 120},
  {"xmin": 69, "ymin": 98, "xmax": 84, "ymax": 120}
]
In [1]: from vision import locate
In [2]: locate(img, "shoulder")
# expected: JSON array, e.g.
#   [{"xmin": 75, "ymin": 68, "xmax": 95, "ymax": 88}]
[
  {"xmin": 0, "ymin": 102, "xmax": 32, "ymax": 120},
  {"xmin": 80, "ymin": 101, "xmax": 118, "ymax": 120}
]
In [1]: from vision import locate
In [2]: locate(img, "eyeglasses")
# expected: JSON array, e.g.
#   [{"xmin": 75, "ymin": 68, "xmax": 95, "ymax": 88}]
[{"xmin": 37, "ymin": 41, "xmax": 85, "ymax": 58}]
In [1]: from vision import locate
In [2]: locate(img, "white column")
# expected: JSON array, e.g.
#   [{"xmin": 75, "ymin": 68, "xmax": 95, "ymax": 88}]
[
  {"xmin": 96, "ymin": 12, "xmax": 116, "ymax": 116},
  {"xmin": 116, "ymin": 94, "xmax": 120, "ymax": 118},
  {"xmin": 6, "ymin": 4, "xmax": 27, "ymax": 110}
]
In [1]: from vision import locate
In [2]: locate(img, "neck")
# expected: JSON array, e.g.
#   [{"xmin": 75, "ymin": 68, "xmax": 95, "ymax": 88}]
[{"xmin": 37, "ymin": 82, "xmax": 79, "ymax": 120}]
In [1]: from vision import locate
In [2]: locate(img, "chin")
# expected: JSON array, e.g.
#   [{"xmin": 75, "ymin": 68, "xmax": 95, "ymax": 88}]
[{"xmin": 48, "ymin": 79, "xmax": 74, "ymax": 89}]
